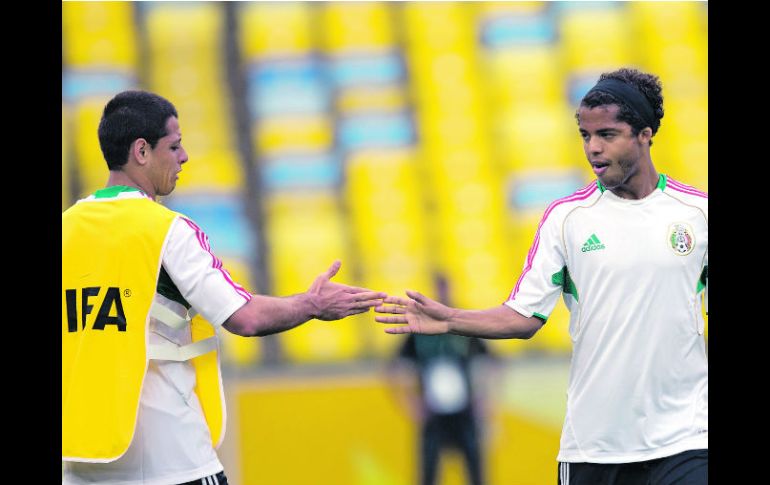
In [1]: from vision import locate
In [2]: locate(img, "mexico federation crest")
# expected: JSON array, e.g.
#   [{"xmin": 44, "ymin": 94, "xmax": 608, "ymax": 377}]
[{"xmin": 668, "ymin": 223, "xmax": 695, "ymax": 256}]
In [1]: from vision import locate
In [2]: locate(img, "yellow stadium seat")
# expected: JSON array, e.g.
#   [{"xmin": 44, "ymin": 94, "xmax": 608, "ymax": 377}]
[
  {"xmin": 655, "ymin": 71, "xmax": 707, "ymax": 104},
  {"xmin": 149, "ymin": 60, "xmax": 229, "ymax": 104},
  {"xmin": 559, "ymin": 7, "xmax": 634, "ymax": 70},
  {"xmin": 482, "ymin": 46, "xmax": 564, "ymax": 109},
  {"xmin": 264, "ymin": 191, "xmax": 351, "ymax": 295},
  {"xmin": 423, "ymin": 164, "xmax": 512, "ymax": 310},
  {"xmin": 416, "ymin": 83, "xmax": 486, "ymax": 123},
  {"xmin": 442, "ymin": 232, "xmax": 515, "ymax": 310},
  {"xmin": 62, "ymin": 104, "xmax": 73, "ymax": 210},
  {"xmin": 337, "ymin": 149, "xmax": 440, "ymax": 359},
  {"xmin": 418, "ymin": 116, "xmax": 492, "ymax": 162},
  {"xmin": 402, "ymin": 2, "xmax": 476, "ymax": 53},
  {"xmin": 652, "ymin": 98, "xmax": 708, "ymax": 191},
  {"xmin": 73, "ymin": 96, "xmax": 112, "ymax": 198},
  {"xmin": 262, "ymin": 191, "xmax": 363, "ymax": 363},
  {"xmin": 474, "ymin": 1, "xmax": 548, "ymax": 18},
  {"xmin": 282, "ymin": 317, "xmax": 366, "ymax": 363},
  {"xmin": 494, "ymin": 105, "xmax": 582, "ymax": 172},
  {"xmin": 238, "ymin": 2, "xmax": 314, "ymax": 59},
  {"xmin": 336, "ymin": 85, "xmax": 408, "ymax": 114},
  {"xmin": 343, "ymin": 149, "xmax": 433, "ymax": 278},
  {"xmin": 174, "ymin": 150, "xmax": 245, "ymax": 194},
  {"xmin": 254, "ymin": 115, "xmax": 334, "ymax": 155},
  {"xmin": 630, "ymin": 2, "xmax": 708, "ymax": 52},
  {"xmin": 421, "ymin": 144, "xmax": 496, "ymax": 189},
  {"xmin": 145, "ymin": 3, "xmax": 223, "ymax": 54},
  {"xmin": 62, "ymin": 2, "xmax": 138, "ymax": 69},
  {"xmin": 142, "ymin": 2, "xmax": 244, "ymax": 194},
  {"xmin": 321, "ymin": 2, "xmax": 395, "ymax": 53}
]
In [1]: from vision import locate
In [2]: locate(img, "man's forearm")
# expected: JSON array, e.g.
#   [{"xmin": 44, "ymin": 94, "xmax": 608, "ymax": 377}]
[
  {"xmin": 224, "ymin": 293, "xmax": 317, "ymax": 337},
  {"xmin": 447, "ymin": 305, "xmax": 543, "ymax": 339}
]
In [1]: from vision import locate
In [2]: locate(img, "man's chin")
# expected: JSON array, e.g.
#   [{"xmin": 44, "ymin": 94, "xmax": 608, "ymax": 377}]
[
  {"xmin": 598, "ymin": 175, "xmax": 620, "ymax": 189},
  {"xmin": 158, "ymin": 185, "xmax": 176, "ymax": 197}
]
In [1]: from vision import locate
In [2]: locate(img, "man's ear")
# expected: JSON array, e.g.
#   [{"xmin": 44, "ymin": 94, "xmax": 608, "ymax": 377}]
[
  {"xmin": 638, "ymin": 127, "xmax": 653, "ymax": 146},
  {"xmin": 133, "ymin": 139, "xmax": 149, "ymax": 165}
]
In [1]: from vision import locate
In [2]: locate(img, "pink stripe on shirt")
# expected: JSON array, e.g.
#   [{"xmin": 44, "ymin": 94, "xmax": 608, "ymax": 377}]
[
  {"xmin": 508, "ymin": 182, "xmax": 598, "ymax": 301},
  {"xmin": 667, "ymin": 177, "xmax": 708, "ymax": 199},
  {"xmin": 181, "ymin": 217, "xmax": 252, "ymax": 301}
]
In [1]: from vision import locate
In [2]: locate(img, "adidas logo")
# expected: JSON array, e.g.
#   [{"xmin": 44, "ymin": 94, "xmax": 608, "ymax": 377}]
[{"xmin": 581, "ymin": 234, "xmax": 606, "ymax": 252}]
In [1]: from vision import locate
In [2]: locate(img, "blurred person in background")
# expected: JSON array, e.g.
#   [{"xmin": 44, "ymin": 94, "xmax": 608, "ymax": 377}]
[
  {"xmin": 387, "ymin": 275, "xmax": 496, "ymax": 485},
  {"xmin": 376, "ymin": 68, "xmax": 708, "ymax": 485},
  {"xmin": 62, "ymin": 90, "xmax": 386, "ymax": 485}
]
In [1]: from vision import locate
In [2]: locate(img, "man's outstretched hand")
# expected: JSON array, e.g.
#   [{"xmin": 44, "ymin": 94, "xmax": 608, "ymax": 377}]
[
  {"xmin": 374, "ymin": 290, "xmax": 456, "ymax": 335},
  {"xmin": 307, "ymin": 260, "xmax": 387, "ymax": 321}
]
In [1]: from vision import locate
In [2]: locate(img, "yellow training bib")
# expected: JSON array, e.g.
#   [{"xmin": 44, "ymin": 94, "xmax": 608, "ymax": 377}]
[{"xmin": 62, "ymin": 195, "xmax": 226, "ymax": 461}]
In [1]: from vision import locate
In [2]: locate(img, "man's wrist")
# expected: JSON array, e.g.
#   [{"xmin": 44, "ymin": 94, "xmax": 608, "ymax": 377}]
[
  {"xmin": 445, "ymin": 308, "xmax": 461, "ymax": 334},
  {"xmin": 294, "ymin": 292, "xmax": 319, "ymax": 321}
]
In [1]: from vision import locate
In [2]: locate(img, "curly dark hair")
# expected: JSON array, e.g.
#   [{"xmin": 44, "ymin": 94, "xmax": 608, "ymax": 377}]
[
  {"xmin": 576, "ymin": 68, "xmax": 664, "ymax": 145},
  {"xmin": 98, "ymin": 90, "xmax": 178, "ymax": 170}
]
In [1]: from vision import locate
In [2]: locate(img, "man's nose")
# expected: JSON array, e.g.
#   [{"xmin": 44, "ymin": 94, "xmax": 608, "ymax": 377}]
[{"xmin": 586, "ymin": 136, "xmax": 603, "ymax": 155}]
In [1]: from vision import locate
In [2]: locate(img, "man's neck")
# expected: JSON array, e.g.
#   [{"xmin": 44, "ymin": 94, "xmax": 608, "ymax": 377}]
[
  {"xmin": 608, "ymin": 158, "xmax": 659, "ymax": 200},
  {"xmin": 106, "ymin": 170, "xmax": 156, "ymax": 200}
]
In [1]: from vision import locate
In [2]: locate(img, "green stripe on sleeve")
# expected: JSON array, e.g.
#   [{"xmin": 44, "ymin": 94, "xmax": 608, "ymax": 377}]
[
  {"xmin": 696, "ymin": 265, "xmax": 708, "ymax": 293},
  {"xmin": 551, "ymin": 266, "xmax": 579, "ymax": 301}
]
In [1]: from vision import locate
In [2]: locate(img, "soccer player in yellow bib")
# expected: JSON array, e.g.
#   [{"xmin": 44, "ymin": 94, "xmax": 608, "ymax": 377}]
[
  {"xmin": 375, "ymin": 68, "xmax": 708, "ymax": 485},
  {"xmin": 62, "ymin": 90, "xmax": 386, "ymax": 485}
]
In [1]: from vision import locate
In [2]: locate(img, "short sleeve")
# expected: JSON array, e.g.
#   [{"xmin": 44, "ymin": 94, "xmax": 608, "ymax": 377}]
[
  {"xmin": 703, "ymin": 253, "xmax": 708, "ymax": 315},
  {"xmin": 504, "ymin": 209, "xmax": 567, "ymax": 322},
  {"xmin": 162, "ymin": 216, "xmax": 251, "ymax": 326}
]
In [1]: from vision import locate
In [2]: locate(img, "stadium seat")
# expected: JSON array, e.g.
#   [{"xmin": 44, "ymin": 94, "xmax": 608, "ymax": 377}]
[
  {"xmin": 143, "ymin": 2, "xmax": 244, "ymax": 194},
  {"xmin": 62, "ymin": 2, "xmax": 138, "ymax": 70},
  {"xmin": 238, "ymin": 2, "xmax": 314, "ymax": 59},
  {"xmin": 630, "ymin": 2, "xmax": 708, "ymax": 84},
  {"xmin": 262, "ymin": 190, "xmax": 363, "ymax": 363},
  {"xmin": 255, "ymin": 114, "xmax": 333, "ymax": 156},
  {"xmin": 72, "ymin": 96, "xmax": 113, "ymax": 198},
  {"xmin": 321, "ymin": 2, "xmax": 395, "ymax": 53},
  {"xmin": 344, "ymin": 149, "xmax": 432, "ymax": 289},
  {"xmin": 652, "ymin": 99, "xmax": 708, "ymax": 192},
  {"xmin": 558, "ymin": 4, "xmax": 633, "ymax": 71},
  {"xmin": 482, "ymin": 46, "xmax": 564, "ymax": 111},
  {"xmin": 494, "ymin": 105, "xmax": 583, "ymax": 173},
  {"xmin": 62, "ymin": 104, "xmax": 73, "ymax": 210}
]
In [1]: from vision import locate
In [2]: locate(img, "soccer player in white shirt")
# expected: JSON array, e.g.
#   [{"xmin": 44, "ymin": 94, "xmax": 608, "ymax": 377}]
[{"xmin": 375, "ymin": 68, "xmax": 707, "ymax": 485}]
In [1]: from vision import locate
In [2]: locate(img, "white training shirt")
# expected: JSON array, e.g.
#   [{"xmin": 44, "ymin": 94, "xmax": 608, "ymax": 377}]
[
  {"xmin": 505, "ymin": 175, "xmax": 708, "ymax": 464},
  {"xmin": 63, "ymin": 188, "xmax": 251, "ymax": 485}
]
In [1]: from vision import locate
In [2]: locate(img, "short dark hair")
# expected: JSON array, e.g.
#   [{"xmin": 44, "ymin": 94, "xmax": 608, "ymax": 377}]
[
  {"xmin": 577, "ymin": 68, "xmax": 664, "ymax": 145},
  {"xmin": 97, "ymin": 90, "xmax": 178, "ymax": 170}
]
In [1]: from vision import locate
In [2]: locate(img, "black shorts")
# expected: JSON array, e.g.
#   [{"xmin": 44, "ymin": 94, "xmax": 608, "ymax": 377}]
[
  {"xmin": 177, "ymin": 470, "xmax": 229, "ymax": 485},
  {"xmin": 558, "ymin": 449, "xmax": 707, "ymax": 485}
]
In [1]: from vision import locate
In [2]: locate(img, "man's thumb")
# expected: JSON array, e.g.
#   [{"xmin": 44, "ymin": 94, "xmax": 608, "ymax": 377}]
[{"xmin": 324, "ymin": 260, "xmax": 342, "ymax": 280}]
